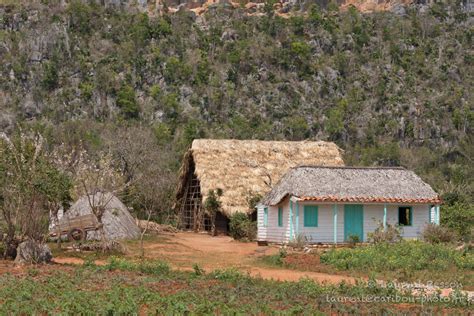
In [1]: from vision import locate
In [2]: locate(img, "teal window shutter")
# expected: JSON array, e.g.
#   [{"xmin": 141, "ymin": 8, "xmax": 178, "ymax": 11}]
[
  {"xmin": 264, "ymin": 207, "xmax": 268, "ymax": 227},
  {"xmin": 304, "ymin": 205, "xmax": 318, "ymax": 227},
  {"xmin": 278, "ymin": 207, "xmax": 283, "ymax": 227}
]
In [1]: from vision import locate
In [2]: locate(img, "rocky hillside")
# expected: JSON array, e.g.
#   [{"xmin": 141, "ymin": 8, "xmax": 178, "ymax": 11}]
[{"xmin": 0, "ymin": 1, "xmax": 473, "ymax": 206}]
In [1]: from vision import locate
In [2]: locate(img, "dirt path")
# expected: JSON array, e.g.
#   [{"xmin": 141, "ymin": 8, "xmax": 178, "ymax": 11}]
[
  {"xmin": 130, "ymin": 232, "xmax": 358, "ymax": 284},
  {"xmin": 3, "ymin": 233, "xmax": 473, "ymax": 299},
  {"xmin": 50, "ymin": 232, "xmax": 358, "ymax": 285}
]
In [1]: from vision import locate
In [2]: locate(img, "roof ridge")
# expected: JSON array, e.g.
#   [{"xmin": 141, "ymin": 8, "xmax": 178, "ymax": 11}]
[
  {"xmin": 192, "ymin": 138, "xmax": 333, "ymax": 144},
  {"xmin": 292, "ymin": 165, "xmax": 406, "ymax": 170}
]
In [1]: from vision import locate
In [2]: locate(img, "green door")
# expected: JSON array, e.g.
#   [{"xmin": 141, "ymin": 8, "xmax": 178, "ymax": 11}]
[{"xmin": 344, "ymin": 205, "xmax": 364, "ymax": 242}]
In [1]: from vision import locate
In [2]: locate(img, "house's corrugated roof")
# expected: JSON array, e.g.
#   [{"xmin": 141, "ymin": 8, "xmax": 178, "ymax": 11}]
[{"xmin": 262, "ymin": 166, "xmax": 441, "ymax": 205}]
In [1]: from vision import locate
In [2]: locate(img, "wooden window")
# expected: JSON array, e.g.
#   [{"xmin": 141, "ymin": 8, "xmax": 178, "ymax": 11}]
[
  {"xmin": 398, "ymin": 206, "xmax": 413, "ymax": 226},
  {"xmin": 264, "ymin": 207, "xmax": 268, "ymax": 227},
  {"xmin": 278, "ymin": 207, "xmax": 283, "ymax": 227},
  {"xmin": 304, "ymin": 205, "xmax": 318, "ymax": 227}
]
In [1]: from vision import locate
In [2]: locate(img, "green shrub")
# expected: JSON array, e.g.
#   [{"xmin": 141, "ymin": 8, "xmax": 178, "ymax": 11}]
[
  {"xmin": 193, "ymin": 263, "xmax": 205, "ymax": 276},
  {"xmin": 321, "ymin": 240, "xmax": 474, "ymax": 272},
  {"xmin": 116, "ymin": 85, "xmax": 140, "ymax": 120},
  {"xmin": 442, "ymin": 203, "xmax": 473, "ymax": 242},
  {"xmin": 105, "ymin": 257, "xmax": 170, "ymax": 275},
  {"xmin": 261, "ymin": 247, "xmax": 287, "ymax": 266},
  {"xmin": 208, "ymin": 268, "xmax": 247, "ymax": 282},
  {"xmin": 42, "ymin": 61, "xmax": 59, "ymax": 90},
  {"xmin": 67, "ymin": 0, "xmax": 93, "ymax": 34},
  {"xmin": 229, "ymin": 212, "xmax": 257, "ymax": 241},
  {"xmin": 346, "ymin": 234, "xmax": 360, "ymax": 247}
]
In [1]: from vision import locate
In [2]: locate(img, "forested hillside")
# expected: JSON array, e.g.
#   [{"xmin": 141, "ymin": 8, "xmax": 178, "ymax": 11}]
[{"xmin": 0, "ymin": 1, "xmax": 472, "ymax": 222}]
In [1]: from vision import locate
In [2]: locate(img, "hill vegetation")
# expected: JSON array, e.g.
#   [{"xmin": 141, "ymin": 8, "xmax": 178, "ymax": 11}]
[{"xmin": 0, "ymin": 1, "xmax": 472, "ymax": 232}]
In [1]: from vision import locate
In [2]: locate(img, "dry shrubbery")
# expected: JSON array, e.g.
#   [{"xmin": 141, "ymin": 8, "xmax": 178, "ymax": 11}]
[
  {"xmin": 422, "ymin": 224, "xmax": 458, "ymax": 244},
  {"xmin": 74, "ymin": 240, "xmax": 126, "ymax": 254},
  {"xmin": 367, "ymin": 222, "xmax": 402, "ymax": 244}
]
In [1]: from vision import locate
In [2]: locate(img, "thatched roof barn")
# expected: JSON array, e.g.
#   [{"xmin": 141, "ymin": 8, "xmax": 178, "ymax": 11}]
[
  {"xmin": 263, "ymin": 166, "xmax": 442, "ymax": 206},
  {"xmin": 176, "ymin": 139, "xmax": 344, "ymax": 233}
]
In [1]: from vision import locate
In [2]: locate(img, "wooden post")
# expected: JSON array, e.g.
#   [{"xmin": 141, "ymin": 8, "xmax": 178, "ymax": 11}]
[
  {"xmin": 295, "ymin": 201, "xmax": 299, "ymax": 237},
  {"xmin": 289, "ymin": 200, "xmax": 293, "ymax": 242},
  {"xmin": 436, "ymin": 205, "xmax": 440, "ymax": 225},
  {"xmin": 333, "ymin": 204, "xmax": 338, "ymax": 244}
]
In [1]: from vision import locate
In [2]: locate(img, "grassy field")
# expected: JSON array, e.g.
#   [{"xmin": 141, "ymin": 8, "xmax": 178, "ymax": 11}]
[
  {"xmin": 260, "ymin": 241, "xmax": 474, "ymax": 290},
  {"xmin": 0, "ymin": 257, "xmax": 471, "ymax": 314}
]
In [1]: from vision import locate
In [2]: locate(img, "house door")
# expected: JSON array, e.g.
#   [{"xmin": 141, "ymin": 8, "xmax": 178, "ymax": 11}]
[{"xmin": 344, "ymin": 205, "xmax": 364, "ymax": 242}]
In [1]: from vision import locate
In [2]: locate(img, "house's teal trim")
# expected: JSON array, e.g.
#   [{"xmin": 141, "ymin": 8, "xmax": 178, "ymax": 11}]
[
  {"xmin": 333, "ymin": 204, "xmax": 338, "ymax": 244},
  {"xmin": 289, "ymin": 200, "xmax": 294, "ymax": 241},
  {"xmin": 436, "ymin": 205, "xmax": 440, "ymax": 225},
  {"xmin": 303, "ymin": 205, "xmax": 318, "ymax": 227},
  {"xmin": 344, "ymin": 205, "xmax": 364, "ymax": 242},
  {"xmin": 383, "ymin": 204, "xmax": 387, "ymax": 230},
  {"xmin": 278, "ymin": 207, "xmax": 283, "ymax": 227},
  {"xmin": 398, "ymin": 206, "xmax": 413, "ymax": 226},
  {"xmin": 295, "ymin": 201, "xmax": 299, "ymax": 235},
  {"xmin": 263, "ymin": 207, "xmax": 268, "ymax": 227}
]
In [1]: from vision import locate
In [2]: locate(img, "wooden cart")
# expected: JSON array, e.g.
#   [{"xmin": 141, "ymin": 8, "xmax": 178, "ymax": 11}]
[{"xmin": 49, "ymin": 214, "xmax": 101, "ymax": 241}]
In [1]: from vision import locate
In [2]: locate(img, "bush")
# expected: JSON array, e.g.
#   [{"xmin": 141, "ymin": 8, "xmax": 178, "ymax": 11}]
[
  {"xmin": 116, "ymin": 85, "xmax": 140, "ymax": 120},
  {"xmin": 321, "ymin": 240, "xmax": 474, "ymax": 272},
  {"xmin": 67, "ymin": 0, "xmax": 93, "ymax": 34},
  {"xmin": 288, "ymin": 233, "xmax": 308, "ymax": 249},
  {"xmin": 367, "ymin": 222, "xmax": 402, "ymax": 244},
  {"xmin": 442, "ymin": 203, "xmax": 473, "ymax": 242},
  {"xmin": 347, "ymin": 234, "xmax": 360, "ymax": 247},
  {"xmin": 422, "ymin": 224, "xmax": 458, "ymax": 244},
  {"xmin": 42, "ymin": 61, "xmax": 59, "ymax": 90},
  {"xmin": 229, "ymin": 212, "xmax": 256, "ymax": 241}
]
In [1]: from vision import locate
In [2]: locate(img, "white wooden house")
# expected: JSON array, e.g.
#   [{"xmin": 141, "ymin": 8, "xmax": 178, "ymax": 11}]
[{"xmin": 257, "ymin": 166, "xmax": 441, "ymax": 244}]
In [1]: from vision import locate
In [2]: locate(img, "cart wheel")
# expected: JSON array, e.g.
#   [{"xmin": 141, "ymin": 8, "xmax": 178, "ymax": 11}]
[{"xmin": 68, "ymin": 228, "xmax": 85, "ymax": 241}]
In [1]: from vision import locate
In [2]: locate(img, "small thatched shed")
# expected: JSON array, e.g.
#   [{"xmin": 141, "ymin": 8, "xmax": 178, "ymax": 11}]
[
  {"xmin": 64, "ymin": 192, "xmax": 141, "ymax": 240},
  {"xmin": 176, "ymin": 139, "xmax": 344, "ymax": 234}
]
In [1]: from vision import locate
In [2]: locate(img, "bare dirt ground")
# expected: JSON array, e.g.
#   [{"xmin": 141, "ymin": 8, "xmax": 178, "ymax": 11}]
[
  {"xmin": 2, "ymin": 233, "xmax": 473, "ymax": 299},
  {"xmin": 52, "ymin": 232, "xmax": 359, "ymax": 285}
]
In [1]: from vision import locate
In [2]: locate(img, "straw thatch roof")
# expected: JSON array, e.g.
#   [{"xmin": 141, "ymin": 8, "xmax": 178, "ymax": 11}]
[
  {"xmin": 262, "ymin": 166, "xmax": 441, "ymax": 205},
  {"xmin": 176, "ymin": 139, "xmax": 344, "ymax": 216}
]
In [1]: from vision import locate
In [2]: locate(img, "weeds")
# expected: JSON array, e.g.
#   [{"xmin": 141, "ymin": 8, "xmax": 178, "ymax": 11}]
[
  {"xmin": 0, "ymin": 260, "xmax": 470, "ymax": 314},
  {"xmin": 193, "ymin": 263, "xmax": 205, "ymax": 276},
  {"xmin": 321, "ymin": 240, "xmax": 474, "ymax": 285},
  {"xmin": 104, "ymin": 256, "xmax": 170, "ymax": 275}
]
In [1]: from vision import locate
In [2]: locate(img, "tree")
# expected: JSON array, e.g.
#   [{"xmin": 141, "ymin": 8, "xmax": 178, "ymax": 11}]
[
  {"xmin": 103, "ymin": 126, "xmax": 176, "ymax": 257},
  {"xmin": 75, "ymin": 151, "xmax": 128, "ymax": 244},
  {"xmin": 204, "ymin": 189, "xmax": 223, "ymax": 236},
  {"xmin": 116, "ymin": 85, "xmax": 140, "ymax": 120},
  {"xmin": 0, "ymin": 131, "xmax": 72, "ymax": 259},
  {"xmin": 42, "ymin": 61, "xmax": 59, "ymax": 90}
]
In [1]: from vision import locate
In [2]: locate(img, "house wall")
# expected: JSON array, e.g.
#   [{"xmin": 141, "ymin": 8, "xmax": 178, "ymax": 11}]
[
  {"xmin": 257, "ymin": 197, "xmax": 291, "ymax": 243},
  {"xmin": 257, "ymin": 200, "xmax": 434, "ymax": 244}
]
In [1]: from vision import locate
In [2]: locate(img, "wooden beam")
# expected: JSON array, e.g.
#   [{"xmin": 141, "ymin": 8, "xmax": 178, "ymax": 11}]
[{"xmin": 333, "ymin": 204, "xmax": 338, "ymax": 244}]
